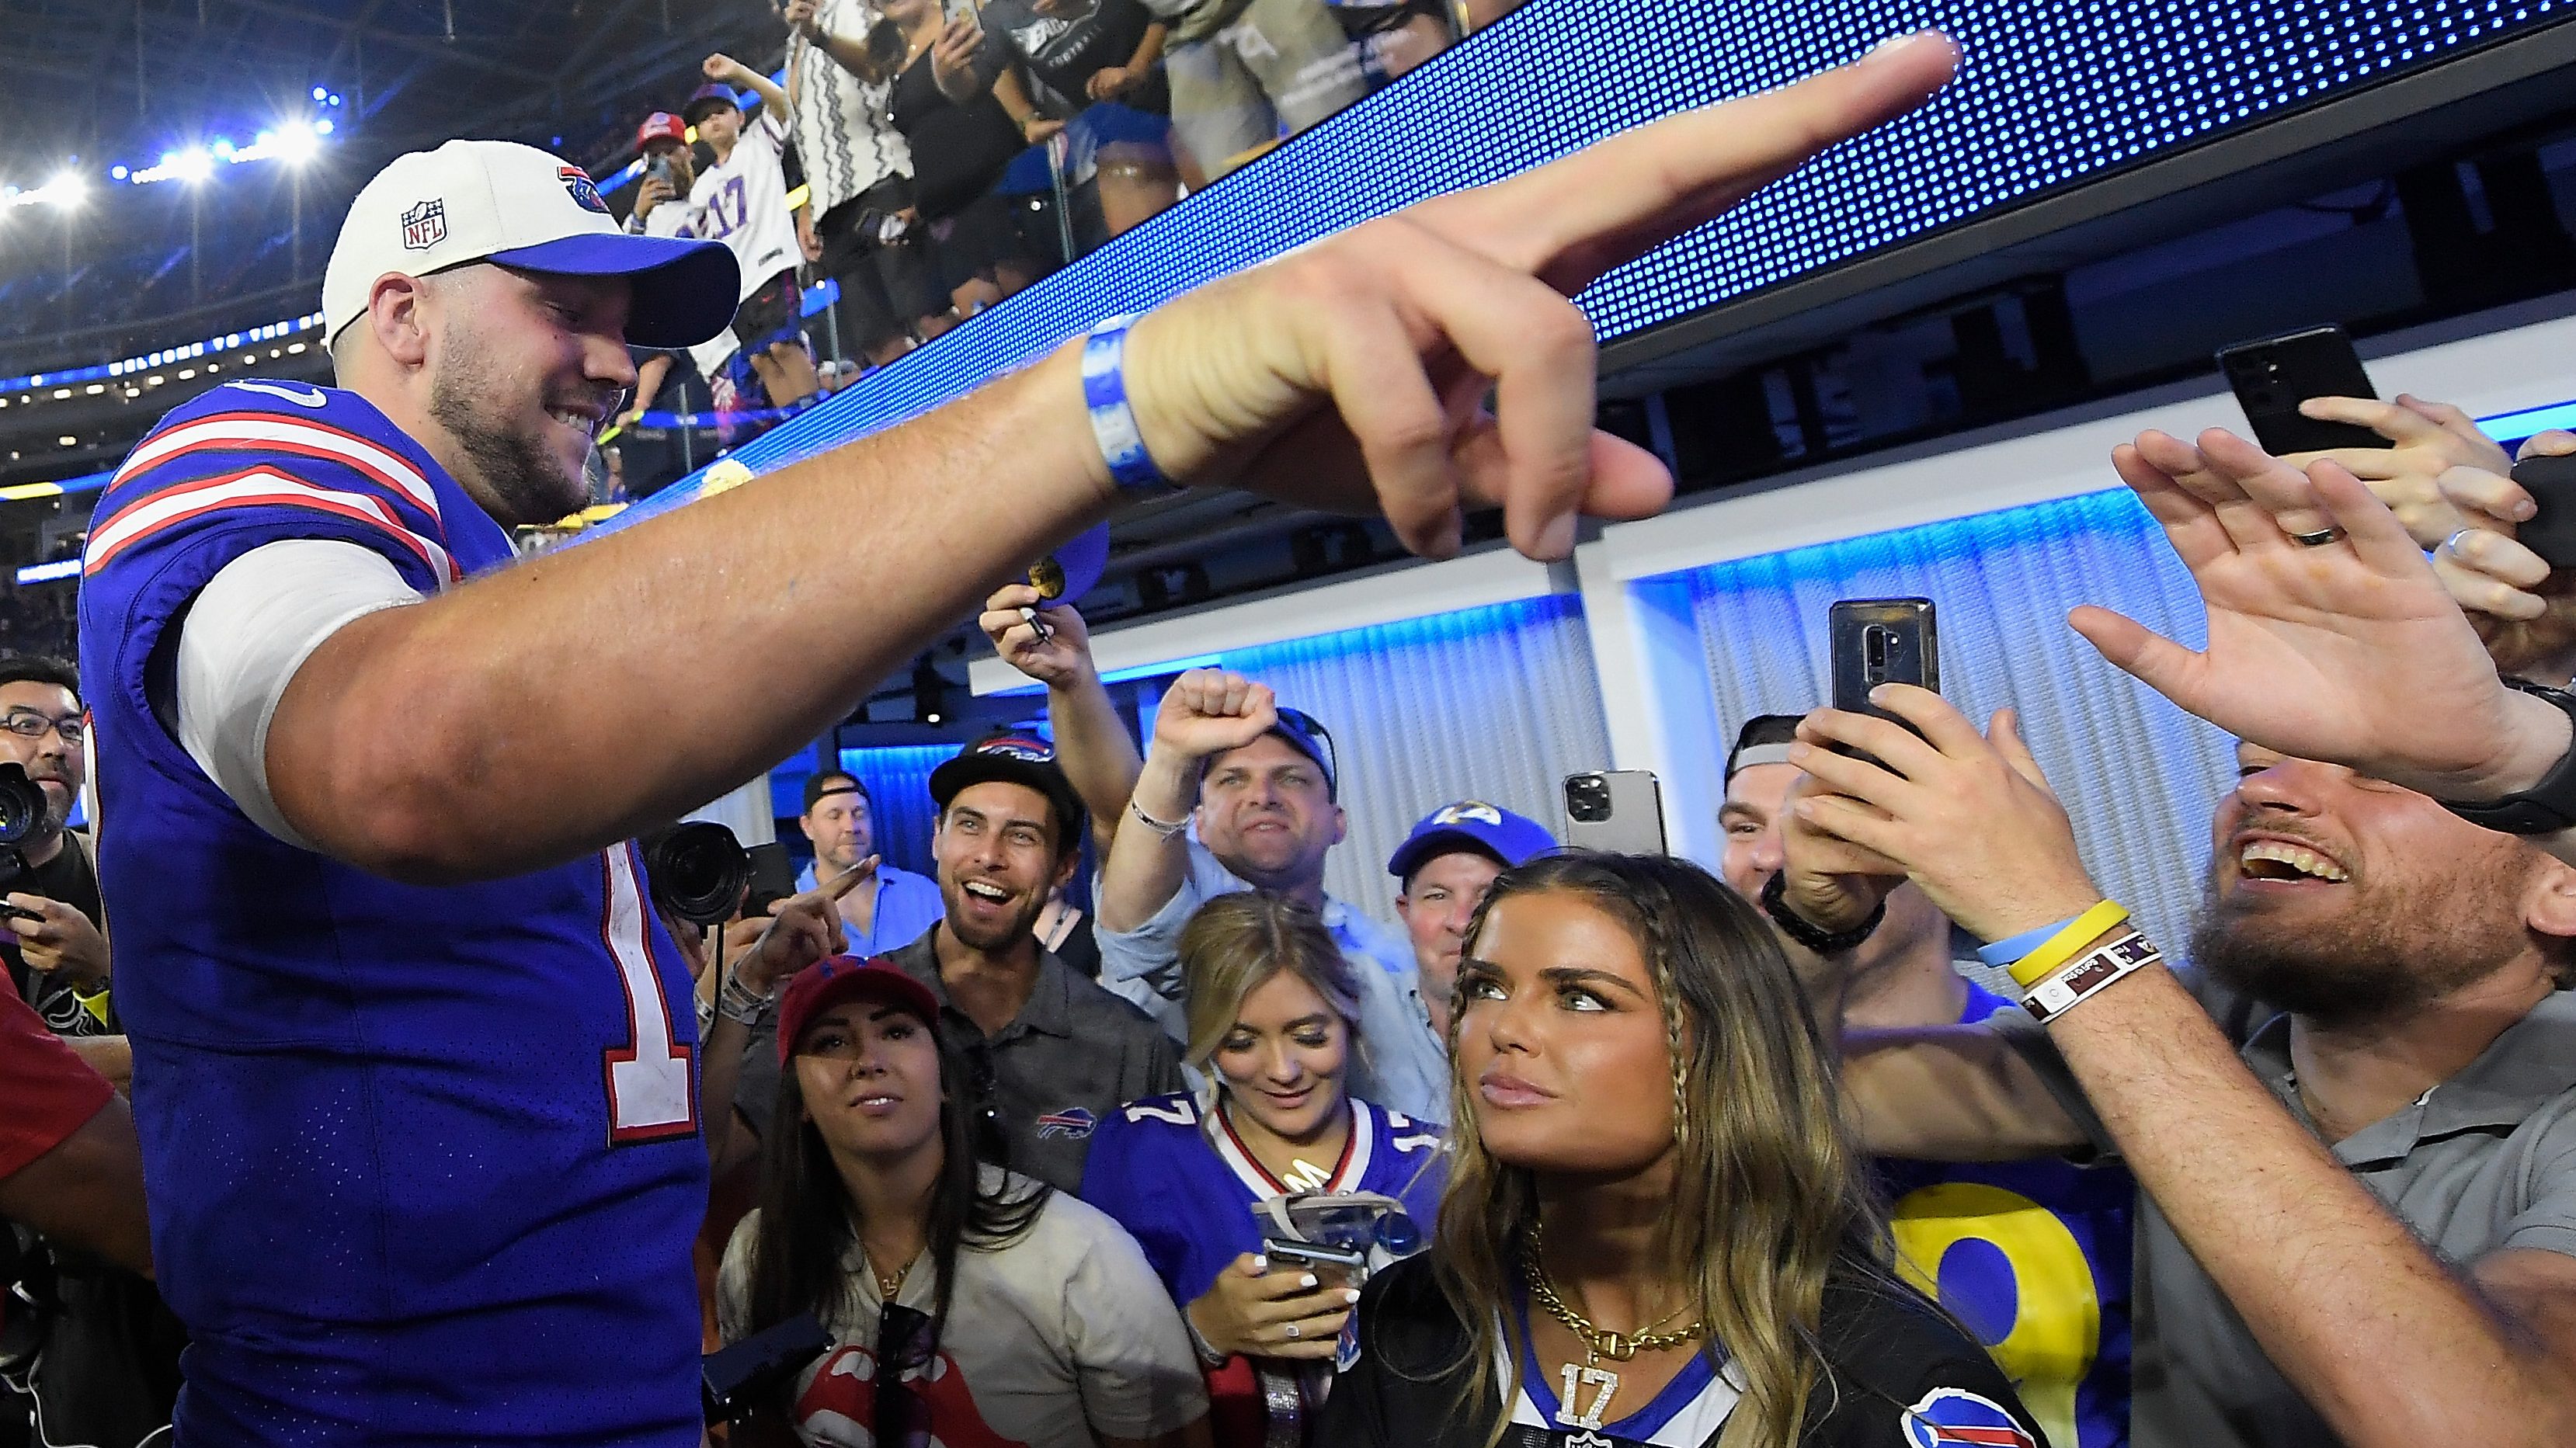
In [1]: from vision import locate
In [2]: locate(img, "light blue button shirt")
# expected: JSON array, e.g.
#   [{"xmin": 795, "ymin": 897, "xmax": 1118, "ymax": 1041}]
[
  {"xmin": 1096, "ymin": 840, "xmax": 1451, "ymax": 1125},
  {"xmin": 796, "ymin": 859, "xmax": 947, "ymax": 957}
]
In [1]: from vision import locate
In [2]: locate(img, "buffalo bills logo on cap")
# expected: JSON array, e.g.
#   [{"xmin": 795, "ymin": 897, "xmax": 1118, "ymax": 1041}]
[
  {"xmin": 400, "ymin": 199, "xmax": 447, "ymax": 250},
  {"xmin": 1901, "ymin": 1388, "xmax": 2038, "ymax": 1447},
  {"xmin": 558, "ymin": 165, "xmax": 608, "ymax": 214},
  {"xmin": 1035, "ymin": 1106, "xmax": 1097, "ymax": 1141},
  {"xmin": 1433, "ymin": 801, "xmax": 1504, "ymax": 828},
  {"xmin": 975, "ymin": 736, "xmax": 1055, "ymax": 764}
]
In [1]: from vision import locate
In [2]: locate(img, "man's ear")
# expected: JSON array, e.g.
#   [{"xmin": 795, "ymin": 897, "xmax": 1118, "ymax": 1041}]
[
  {"xmin": 366, "ymin": 273, "xmax": 438, "ymax": 369},
  {"xmin": 2525, "ymin": 853, "xmax": 2576, "ymax": 955},
  {"xmin": 1330, "ymin": 805, "xmax": 1347, "ymax": 849},
  {"xmin": 1049, "ymin": 846, "xmax": 1079, "ymax": 894}
]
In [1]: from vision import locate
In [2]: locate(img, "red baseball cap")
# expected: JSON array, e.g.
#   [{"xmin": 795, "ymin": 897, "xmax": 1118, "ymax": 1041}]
[
  {"xmin": 775, "ymin": 955, "xmax": 944, "ymax": 1065},
  {"xmin": 634, "ymin": 112, "xmax": 689, "ymax": 151}
]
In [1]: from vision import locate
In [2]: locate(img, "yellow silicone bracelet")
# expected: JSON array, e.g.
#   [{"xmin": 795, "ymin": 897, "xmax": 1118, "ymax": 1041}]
[{"xmin": 2007, "ymin": 900, "xmax": 2131, "ymax": 989}]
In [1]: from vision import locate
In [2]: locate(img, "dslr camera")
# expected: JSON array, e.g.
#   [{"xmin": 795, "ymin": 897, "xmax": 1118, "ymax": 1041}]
[
  {"xmin": 0, "ymin": 762, "xmax": 56, "ymax": 893},
  {"xmin": 639, "ymin": 821, "xmax": 798, "ymax": 929}
]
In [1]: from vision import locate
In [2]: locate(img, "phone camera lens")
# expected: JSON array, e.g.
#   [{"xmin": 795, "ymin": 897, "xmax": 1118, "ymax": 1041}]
[{"xmin": 1566, "ymin": 775, "xmax": 1611, "ymax": 823}]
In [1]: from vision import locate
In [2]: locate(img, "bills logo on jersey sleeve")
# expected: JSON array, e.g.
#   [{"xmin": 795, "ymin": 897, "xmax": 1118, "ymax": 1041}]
[
  {"xmin": 559, "ymin": 166, "xmax": 608, "ymax": 214},
  {"xmin": 1902, "ymin": 1388, "xmax": 2039, "ymax": 1448}
]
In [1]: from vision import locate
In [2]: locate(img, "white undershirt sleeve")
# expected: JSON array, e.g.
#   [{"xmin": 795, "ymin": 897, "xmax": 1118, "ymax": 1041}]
[{"xmin": 175, "ymin": 538, "xmax": 427, "ymax": 849}]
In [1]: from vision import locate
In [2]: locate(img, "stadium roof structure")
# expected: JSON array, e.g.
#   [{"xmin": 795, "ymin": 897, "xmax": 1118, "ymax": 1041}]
[{"xmin": 0, "ymin": 0, "xmax": 782, "ymax": 359}]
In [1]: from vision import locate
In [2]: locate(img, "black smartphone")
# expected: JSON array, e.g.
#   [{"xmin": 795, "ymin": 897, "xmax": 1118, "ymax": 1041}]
[
  {"xmin": 1263, "ymin": 1238, "xmax": 1368, "ymax": 1293},
  {"xmin": 700, "ymin": 1311, "xmax": 829, "ymax": 1425},
  {"xmin": 743, "ymin": 842, "xmax": 799, "ymax": 918},
  {"xmin": 2215, "ymin": 325, "xmax": 2391, "ymax": 456},
  {"xmin": 1829, "ymin": 598, "xmax": 1939, "ymax": 765},
  {"xmin": 2512, "ymin": 451, "xmax": 2576, "ymax": 571}
]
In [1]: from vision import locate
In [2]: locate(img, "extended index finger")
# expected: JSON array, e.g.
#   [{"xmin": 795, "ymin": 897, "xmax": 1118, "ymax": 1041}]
[
  {"xmin": 818, "ymin": 858, "xmax": 875, "ymax": 901},
  {"xmin": 1417, "ymin": 31, "xmax": 1958, "ymax": 293}
]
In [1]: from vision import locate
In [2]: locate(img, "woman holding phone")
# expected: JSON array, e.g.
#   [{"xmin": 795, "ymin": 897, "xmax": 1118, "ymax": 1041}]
[
  {"xmin": 718, "ymin": 955, "xmax": 1210, "ymax": 1446},
  {"xmin": 1319, "ymin": 854, "xmax": 2042, "ymax": 1448},
  {"xmin": 1082, "ymin": 891, "xmax": 1444, "ymax": 1443}
]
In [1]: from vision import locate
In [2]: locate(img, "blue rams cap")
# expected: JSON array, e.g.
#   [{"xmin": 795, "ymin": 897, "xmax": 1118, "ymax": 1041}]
[
  {"xmin": 1387, "ymin": 800, "xmax": 1556, "ymax": 882},
  {"xmin": 682, "ymin": 83, "xmax": 740, "ymax": 125}
]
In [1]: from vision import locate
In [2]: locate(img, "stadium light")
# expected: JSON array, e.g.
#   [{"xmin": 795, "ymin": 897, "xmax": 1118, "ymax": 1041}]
[
  {"xmin": 271, "ymin": 121, "xmax": 320, "ymax": 165},
  {"xmin": 311, "ymin": 85, "xmax": 328, "ymax": 101},
  {"xmin": 315, "ymin": 118, "xmax": 335, "ymax": 137}
]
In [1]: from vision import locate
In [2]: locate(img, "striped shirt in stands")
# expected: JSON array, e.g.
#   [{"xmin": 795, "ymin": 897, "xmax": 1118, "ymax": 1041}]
[{"xmin": 787, "ymin": 0, "xmax": 915, "ymax": 218}]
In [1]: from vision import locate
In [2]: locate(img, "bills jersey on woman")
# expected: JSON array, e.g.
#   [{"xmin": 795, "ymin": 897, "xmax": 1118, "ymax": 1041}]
[
  {"xmin": 1877, "ymin": 980, "xmax": 2136, "ymax": 1448},
  {"xmin": 1080, "ymin": 1087, "xmax": 1444, "ymax": 1307},
  {"xmin": 78, "ymin": 380, "xmax": 707, "ymax": 1444}
]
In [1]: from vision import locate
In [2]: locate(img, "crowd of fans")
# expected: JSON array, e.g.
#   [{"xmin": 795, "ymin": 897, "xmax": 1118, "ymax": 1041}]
[
  {"xmin": 16, "ymin": 28, "xmax": 2576, "ymax": 1448},
  {"xmin": 608, "ymin": 0, "xmax": 1523, "ymax": 469}
]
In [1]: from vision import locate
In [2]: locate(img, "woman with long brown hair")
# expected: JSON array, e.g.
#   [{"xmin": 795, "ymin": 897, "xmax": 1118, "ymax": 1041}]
[{"xmin": 1319, "ymin": 853, "xmax": 2042, "ymax": 1448}]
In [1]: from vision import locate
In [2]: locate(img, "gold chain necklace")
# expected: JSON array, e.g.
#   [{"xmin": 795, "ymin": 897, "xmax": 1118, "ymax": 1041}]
[{"xmin": 1522, "ymin": 1221, "xmax": 1705, "ymax": 1366}]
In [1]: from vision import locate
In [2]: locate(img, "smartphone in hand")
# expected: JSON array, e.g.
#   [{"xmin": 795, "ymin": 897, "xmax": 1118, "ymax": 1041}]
[
  {"xmin": 1563, "ymin": 770, "xmax": 1668, "ymax": 855},
  {"xmin": 1829, "ymin": 598, "xmax": 1939, "ymax": 767},
  {"xmin": 2215, "ymin": 325, "xmax": 2391, "ymax": 457},
  {"xmin": 2512, "ymin": 451, "xmax": 2576, "ymax": 571}
]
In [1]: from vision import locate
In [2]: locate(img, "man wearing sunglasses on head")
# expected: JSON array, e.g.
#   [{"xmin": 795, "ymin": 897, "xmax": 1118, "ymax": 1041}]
[{"xmin": 1094, "ymin": 668, "xmax": 1451, "ymax": 1125}]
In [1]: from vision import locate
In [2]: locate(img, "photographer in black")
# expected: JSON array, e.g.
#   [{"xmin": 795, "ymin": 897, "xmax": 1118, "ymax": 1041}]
[
  {"xmin": 0, "ymin": 658, "xmax": 115, "ymax": 1078},
  {"xmin": 0, "ymin": 655, "xmax": 183, "ymax": 1448}
]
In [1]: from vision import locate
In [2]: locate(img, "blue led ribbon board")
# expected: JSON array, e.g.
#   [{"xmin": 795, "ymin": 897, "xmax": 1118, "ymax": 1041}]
[{"xmin": 597, "ymin": 0, "xmax": 2573, "ymax": 533}]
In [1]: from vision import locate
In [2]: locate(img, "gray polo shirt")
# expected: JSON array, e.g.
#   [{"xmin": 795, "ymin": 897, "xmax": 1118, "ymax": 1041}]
[
  {"xmin": 2005, "ymin": 977, "xmax": 2576, "ymax": 1448},
  {"xmin": 732, "ymin": 928, "xmax": 1185, "ymax": 1194}
]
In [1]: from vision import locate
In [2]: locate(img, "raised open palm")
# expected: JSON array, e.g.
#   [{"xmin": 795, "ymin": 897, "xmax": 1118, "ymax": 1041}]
[{"xmin": 2068, "ymin": 427, "xmax": 2557, "ymax": 800}]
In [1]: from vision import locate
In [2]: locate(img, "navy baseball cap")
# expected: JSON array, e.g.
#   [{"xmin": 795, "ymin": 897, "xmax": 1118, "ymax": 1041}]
[
  {"xmin": 1260, "ymin": 707, "xmax": 1337, "ymax": 800},
  {"xmin": 928, "ymin": 733, "xmax": 1086, "ymax": 854},
  {"xmin": 801, "ymin": 770, "xmax": 869, "ymax": 814},
  {"xmin": 1388, "ymin": 800, "xmax": 1556, "ymax": 882},
  {"xmin": 323, "ymin": 139, "xmax": 737, "ymax": 350},
  {"xmin": 1725, "ymin": 714, "xmax": 1803, "ymax": 780},
  {"xmin": 682, "ymin": 83, "xmax": 740, "ymax": 127}
]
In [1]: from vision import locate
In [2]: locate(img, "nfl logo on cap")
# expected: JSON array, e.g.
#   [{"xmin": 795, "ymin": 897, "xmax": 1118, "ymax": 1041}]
[{"xmin": 400, "ymin": 199, "xmax": 447, "ymax": 251}]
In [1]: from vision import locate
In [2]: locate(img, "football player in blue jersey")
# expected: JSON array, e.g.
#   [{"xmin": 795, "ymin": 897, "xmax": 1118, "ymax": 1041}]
[
  {"xmin": 1082, "ymin": 890, "xmax": 1442, "ymax": 1443},
  {"xmin": 1726, "ymin": 714, "xmax": 2135, "ymax": 1448},
  {"xmin": 76, "ymin": 37, "xmax": 1955, "ymax": 1443}
]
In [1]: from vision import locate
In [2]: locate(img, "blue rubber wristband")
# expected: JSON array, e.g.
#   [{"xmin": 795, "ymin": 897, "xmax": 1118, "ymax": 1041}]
[
  {"xmin": 1080, "ymin": 315, "xmax": 1171, "ymax": 492},
  {"xmin": 1977, "ymin": 915, "xmax": 2081, "ymax": 967}
]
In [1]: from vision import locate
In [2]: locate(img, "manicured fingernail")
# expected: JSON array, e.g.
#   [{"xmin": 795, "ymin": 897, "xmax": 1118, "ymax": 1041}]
[
  {"xmin": 1299, "ymin": 1273, "xmax": 1319, "ymax": 1289},
  {"xmin": 1786, "ymin": 741, "xmax": 1812, "ymax": 762},
  {"xmin": 2516, "ymin": 499, "xmax": 2539, "ymax": 520},
  {"xmin": 1344, "ymin": 1289, "xmax": 1362, "ymax": 1304},
  {"xmin": 1535, "ymin": 512, "xmax": 1576, "ymax": 561},
  {"xmin": 1251, "ymin": 1255, "xmax": 1267, "ymax": 1273}
]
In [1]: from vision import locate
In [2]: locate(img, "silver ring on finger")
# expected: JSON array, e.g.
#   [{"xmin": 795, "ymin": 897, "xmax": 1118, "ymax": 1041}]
[
  {"xmin": 2289, "ymin": 525, "xmax": 2345, "ymax": 547},
  {"xmin": 2445, "ymin": 527, "xmax": 2477, "ymax": 557},
  {"xmin": 1282, "ymin": 1323, "xmax": 1299, "ymax": 1341}
]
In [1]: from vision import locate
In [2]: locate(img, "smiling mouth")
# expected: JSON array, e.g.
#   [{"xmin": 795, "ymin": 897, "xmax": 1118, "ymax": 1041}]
[
  {"xmin": 2236, "ymin": 838, "xmax": 2350, "ymax": 884},
  {"xmin": 960, "ymin": 880, "xmax": 1010, "ymax": 904},
  {"xmin": 546, "ymin": 405, "xmax": 604, "ymax": 439}
]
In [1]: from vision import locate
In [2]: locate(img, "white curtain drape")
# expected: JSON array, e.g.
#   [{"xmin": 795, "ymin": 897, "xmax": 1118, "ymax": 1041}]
[
  {"xmin": 1673, "ymin": 487, "xmax": 2237, "ymax": 949},
  {"xmin": 1199, "ymin": 596, "xmax": 1615, "ymax": 925}
]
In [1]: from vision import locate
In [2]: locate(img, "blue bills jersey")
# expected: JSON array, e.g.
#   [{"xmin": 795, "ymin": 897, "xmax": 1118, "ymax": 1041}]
[
  {"xmin": 1877, "ymin": 981, "xmax": 2136, "ymax": 1448},
  {"xmin": 1080, "ymin": 1087, "xmax": 1445, "ymax": 1308},
  {"xmin": 78, "ymin": 380, "xmax": 707, "ymax": 1446}
]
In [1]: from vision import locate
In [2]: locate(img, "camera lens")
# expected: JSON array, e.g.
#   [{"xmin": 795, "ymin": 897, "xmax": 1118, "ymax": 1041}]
[
  {"xmin": 641, "ymin": 821, "xmax": 751, "ymax": 928},
  {"xmin": 0, "ymin": 764, "xmax": 48, "ymax": 846},
  {"xmin": 1565, "ymin": 774, "xmax": 1611, "ymax": 824}
]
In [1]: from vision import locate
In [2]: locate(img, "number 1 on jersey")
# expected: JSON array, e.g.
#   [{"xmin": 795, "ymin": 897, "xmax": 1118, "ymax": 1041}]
[{"xmin": 601, "ymin": 845, "xmax": 698, "ymax": 1144}]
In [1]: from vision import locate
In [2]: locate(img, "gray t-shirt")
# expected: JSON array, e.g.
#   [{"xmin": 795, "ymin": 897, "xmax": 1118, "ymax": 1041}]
[{"xmin": 2001, "ymin": 974, "xmax": 2576, "ymax": 1447}]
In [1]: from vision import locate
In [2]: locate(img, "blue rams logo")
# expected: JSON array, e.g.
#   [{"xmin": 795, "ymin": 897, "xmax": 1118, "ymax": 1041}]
[
  {"xmin": 1035, "ymin": 1106, "xmax": 1097, "ymax": 1141},
  {"xmin": 1901, "ymin": 1388, "xmax": 2039, "ymax": 1448},
  {"xmin": 1432, "ymin": 801, "xmax": 1503, "ymax": 827},
  {"xmin": 558, "ymin": 166, "xmax": 608, "ymax": 214}
]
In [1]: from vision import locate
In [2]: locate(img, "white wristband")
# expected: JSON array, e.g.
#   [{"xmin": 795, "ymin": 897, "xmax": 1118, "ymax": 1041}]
[
  {"xmin": 1128, "ymin": 798, "xmax": 1189, "ymax": 840},
  {"xmin": 2021, "ymin": 931, "xmax": 2161, "ymax": 1023}
]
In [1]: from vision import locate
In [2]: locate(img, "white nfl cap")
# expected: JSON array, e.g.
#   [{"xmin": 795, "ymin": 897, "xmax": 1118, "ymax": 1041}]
[{"xmin": 323, "ymin": 138, "xmax": 736, "ymax": 350}]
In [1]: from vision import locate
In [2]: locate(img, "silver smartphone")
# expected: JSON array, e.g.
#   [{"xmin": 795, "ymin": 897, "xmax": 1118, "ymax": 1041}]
[{"xmin": 1563, "ymin": 769, "xmax": 1668, "ymax": 855}]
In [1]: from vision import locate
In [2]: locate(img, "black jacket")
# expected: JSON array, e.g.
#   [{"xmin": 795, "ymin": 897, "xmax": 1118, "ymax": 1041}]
[{"xmin": 1319, "ymin": 1255, "xmax": 2048, "ymax": 1447}]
